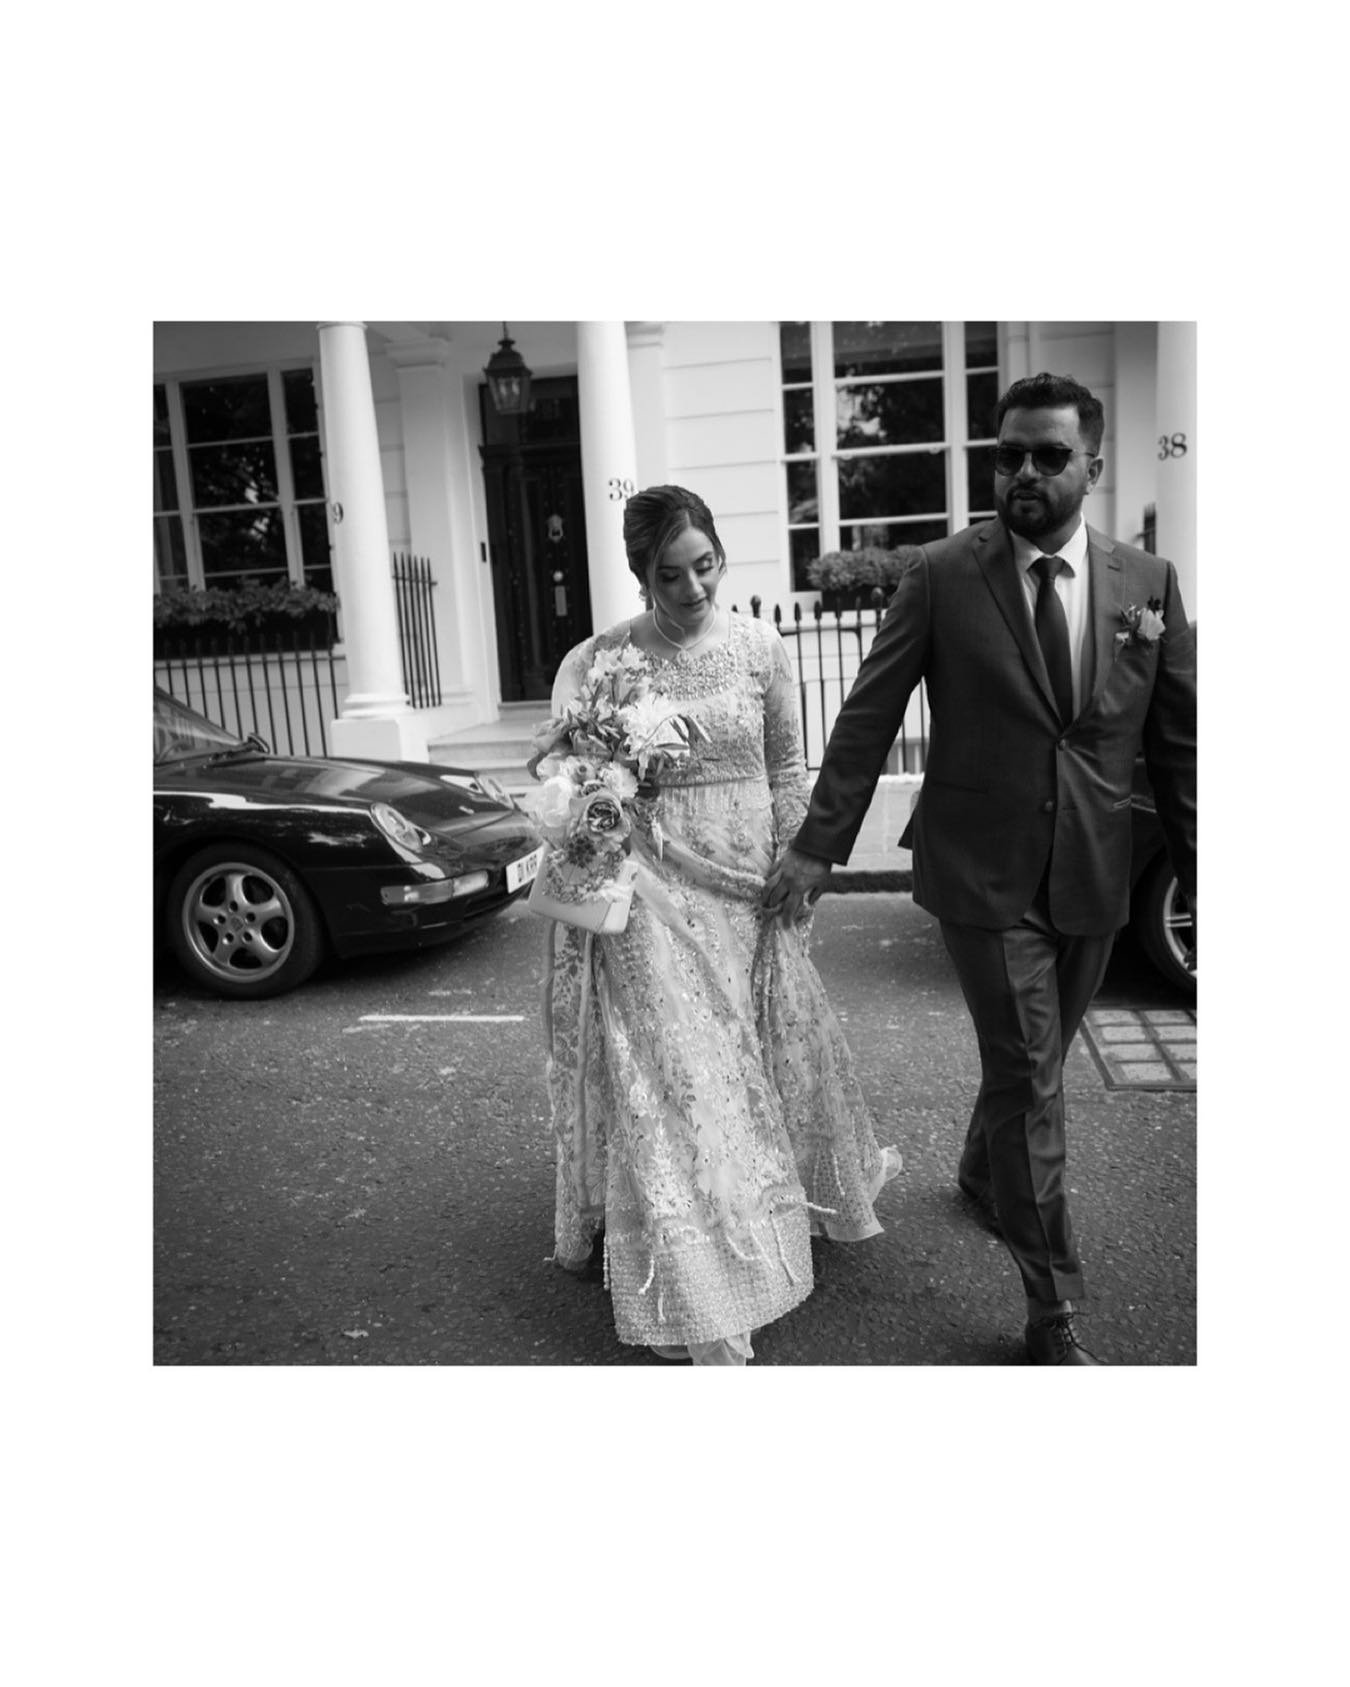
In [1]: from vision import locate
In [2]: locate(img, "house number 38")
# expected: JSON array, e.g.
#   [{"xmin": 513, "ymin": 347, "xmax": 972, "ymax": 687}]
[
  {"xmin": 607, "ymin": 476, "xmax": 636, "ymax": 500},
  {"xmin": 1157, "ymin": 433, "xmax": 1189, "ymax": 460}
]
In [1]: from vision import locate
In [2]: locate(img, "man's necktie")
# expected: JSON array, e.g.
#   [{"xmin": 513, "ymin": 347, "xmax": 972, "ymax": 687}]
[{"xmin": 1032, "ymin": 555, "xmax": 1074, "ymax": 725}]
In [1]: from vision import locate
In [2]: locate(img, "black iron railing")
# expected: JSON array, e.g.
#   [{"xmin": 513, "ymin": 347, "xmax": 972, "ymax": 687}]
[
  {"xmin": 155, "ymin": 620, "xmax": 343, "ymax": 757},
  {"xmin": 392, "ymin": 552, "xmax": 442, "ymax": 708},
  {"xmin": 735, "ymin": 592, "xmax": 929, "ymax": 773}
]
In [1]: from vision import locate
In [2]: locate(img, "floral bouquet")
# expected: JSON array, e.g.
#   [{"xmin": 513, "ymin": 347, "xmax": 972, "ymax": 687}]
[{"xmin": 525, "ymin": 646, "xmax": 704, "ymax": 931}]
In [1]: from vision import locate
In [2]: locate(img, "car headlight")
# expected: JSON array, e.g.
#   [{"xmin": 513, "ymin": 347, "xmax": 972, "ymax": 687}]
[{"xmin": 371, "ymin": 802, "xmax": 428, "ymax": 851}]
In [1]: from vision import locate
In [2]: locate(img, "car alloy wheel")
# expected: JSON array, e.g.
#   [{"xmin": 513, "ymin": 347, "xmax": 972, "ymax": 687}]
[
  {"xmin": 1131, "ymin": 853, "xmax": 1195, "ymax": 994},
  {"xmin": 167, "ymin": 844, "xmax": 324, "ymax": 999}
]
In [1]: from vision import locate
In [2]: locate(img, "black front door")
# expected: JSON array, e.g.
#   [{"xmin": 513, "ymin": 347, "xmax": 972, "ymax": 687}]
[{"xmin": 479, "ymin": 377, "xmax": 592, "ymax": 702}]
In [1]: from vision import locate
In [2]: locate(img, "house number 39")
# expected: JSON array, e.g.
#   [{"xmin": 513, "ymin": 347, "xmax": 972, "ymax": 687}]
[
  {"xmin": 607, "ymin": 477, "xmax": 636, "ymax": 500},
  {"xmin": 1157, "ymin": 433, "xmax": 1189, "ymax": 460}
]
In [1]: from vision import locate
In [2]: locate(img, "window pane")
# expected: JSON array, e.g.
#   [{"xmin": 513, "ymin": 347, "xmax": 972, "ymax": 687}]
[
  {"xmin": 789, "ymin": 527, "xmax": 821, "ymax": 592},
  {"xmin": 154, "ymin": 514, "xmax": 189, "ymax": 590},
  {"xmin": 967, "ymin": 370, "xmax": 999, "ymax": 440},
  {"xmin": 289, "ymin": 434, "xmax": 325, "ymax": 500},
  {"xmin": 198, "ymin": 508, "xmax": 289, "ymax": 579},
  {"xmin": 297, "ymin": 502, "xmax": 332, "ymax": 590},
  {"xmin": 964, "ymin": 321, "xmax": 998, "ymax": 367},
  {"xmin": 836, "ymin": 378, "xmax": 943, "ymax": 448},
  {"xmin": 833, "ymin": 321, "xmax": 942, "ymax": 379},
  {"xmin": 181, "ymin": 375, "xmax": 272, "ymax": 443},
  {"xmin": 283, "ymin": 368, "xmax": 318, "ymax": 433},
  {"xmin": 189, "ymin": 439, "xmax": 279, "ymax": 508},
  {"xmin": 779, "ymin": 321, "xmax": 812, "ymax": 383},
  {"xmin": 783, "ymin": 387, "xmax": 814, "ymax": 453},
  {"xmin": 967, "ymin": 444, "xmax": 996, "ymax": 514},
  {"xmin": 786, "ymin": 459, "xmax": 818, "ymax": 524},
  {"xmin": 839, "ymin": 517, "xmax": 947, "ymax": 550},
  {"xmin": 153, "ymin": 447, "xmax": 179, "ymax": 513},
  {"xmin": 838, "ymin": 450, "xmax": 946, "ymax": 520},
  {"xmin": 154, "ymin": 384, "xmax": 171, "ymax": 446}
]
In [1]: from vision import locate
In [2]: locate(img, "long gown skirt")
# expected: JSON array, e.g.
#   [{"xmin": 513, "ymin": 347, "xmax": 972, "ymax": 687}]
[{"xmin": 546, "ymin": 805, "xmax": 898, "ymax": 1351}]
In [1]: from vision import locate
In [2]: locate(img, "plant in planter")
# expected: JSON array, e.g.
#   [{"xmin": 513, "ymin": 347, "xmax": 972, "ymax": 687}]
[
  {"xmin": 154, "ymin": 581, "xmax": 340, "ymax": 652},
  {"xmin": 805, "ymin": 545, "xmax": 924, "ymax": 609}
]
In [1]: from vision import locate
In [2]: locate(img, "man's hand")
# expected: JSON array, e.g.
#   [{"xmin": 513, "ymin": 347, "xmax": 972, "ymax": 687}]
[{"xmin": 762, "ymin": 845, "xmax": 834, "ymax": 926}]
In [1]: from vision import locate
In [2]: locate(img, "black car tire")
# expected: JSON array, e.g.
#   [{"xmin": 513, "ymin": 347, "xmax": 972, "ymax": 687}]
[
  {"xmin": 1131, "ymin": 853, "xmax": 1195, "ymax": 994},
  {"xmin": 167, "ymin": 843, "xmax": 325, "ymax": 999}
]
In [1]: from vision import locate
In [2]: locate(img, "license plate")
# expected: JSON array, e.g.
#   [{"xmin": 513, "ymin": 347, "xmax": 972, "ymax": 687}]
[{"xmin": 506, "ymin": 845, "xmax": 544, "ymax": 893}]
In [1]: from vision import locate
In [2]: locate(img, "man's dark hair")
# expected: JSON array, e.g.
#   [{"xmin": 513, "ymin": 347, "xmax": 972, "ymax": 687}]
[{"xmin": 996, "ymin": 372, "xmax": 1105, "ymax": 456}]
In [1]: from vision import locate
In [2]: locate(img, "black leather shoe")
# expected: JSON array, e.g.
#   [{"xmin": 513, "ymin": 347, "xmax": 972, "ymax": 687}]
[
  {"xmin": 1025, "ymin": 1313, "xmax": 1104, "ymax": 1366},
  {"xmin": 957, "ymin": 1176, "xmax": 1002, "ymax": 1238}
]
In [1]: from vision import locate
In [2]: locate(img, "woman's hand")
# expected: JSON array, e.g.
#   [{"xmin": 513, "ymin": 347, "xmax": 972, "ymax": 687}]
[{"xmin": 762, "ymin": 845, "xmax": 833, "ymax": 925}]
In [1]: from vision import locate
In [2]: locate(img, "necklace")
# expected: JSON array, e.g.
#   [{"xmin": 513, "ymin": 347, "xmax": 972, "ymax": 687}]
[{"xmin": 651, "ymin": 602, "xmax": 721, "ymax": 654}]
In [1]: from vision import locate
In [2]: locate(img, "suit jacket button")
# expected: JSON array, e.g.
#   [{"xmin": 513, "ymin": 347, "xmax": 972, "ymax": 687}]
[
  {"xmin": 1042, "ymin": 800, "xmax": 1054, "ymax": 813},
  {"xmin": 1057, "ymin": 739, "xmax": 1067, "ymax": 751}
]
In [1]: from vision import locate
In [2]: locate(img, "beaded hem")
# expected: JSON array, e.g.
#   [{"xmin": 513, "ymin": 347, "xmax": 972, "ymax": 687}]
[
  {"xmin": 607, "ymin": 1197, "xmax": 814, "ymax": 1348},
  {"xmin": 808, "ymin": 1145, "xmax": 903, "ymax": 1240}
]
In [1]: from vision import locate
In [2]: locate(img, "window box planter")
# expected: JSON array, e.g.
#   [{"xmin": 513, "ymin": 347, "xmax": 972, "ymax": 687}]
[{"xmin": 154, "ymin": 585, "xmax": 339, "ymax": 657}]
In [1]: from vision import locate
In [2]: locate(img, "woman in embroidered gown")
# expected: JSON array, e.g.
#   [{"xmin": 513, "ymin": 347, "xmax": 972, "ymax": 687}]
[{"xmin": 538, "ymin": 485, "xmax": 900, "ymax": 1364}]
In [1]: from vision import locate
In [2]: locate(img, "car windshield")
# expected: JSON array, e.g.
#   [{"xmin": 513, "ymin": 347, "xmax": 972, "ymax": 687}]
[{"xmin": 154, "ymin": 690, "xmax": 248, "ymax": 764}]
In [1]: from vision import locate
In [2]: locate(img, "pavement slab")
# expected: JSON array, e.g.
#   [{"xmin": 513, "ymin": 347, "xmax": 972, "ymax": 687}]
[{"xmin": 1081, "ymin": 1005, "xmax": 1197, "ymax": 1092}]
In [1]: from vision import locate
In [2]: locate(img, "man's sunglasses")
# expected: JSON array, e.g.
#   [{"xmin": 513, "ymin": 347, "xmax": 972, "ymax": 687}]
[{"xmin": 993, "ymin": 444, "xmax": 1093, "ymax": 477}]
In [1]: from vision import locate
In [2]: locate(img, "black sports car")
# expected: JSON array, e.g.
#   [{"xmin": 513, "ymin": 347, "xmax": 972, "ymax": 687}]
[{"xmin": 154, "ymin": 688, "xmax": 543, "ymax": 999}]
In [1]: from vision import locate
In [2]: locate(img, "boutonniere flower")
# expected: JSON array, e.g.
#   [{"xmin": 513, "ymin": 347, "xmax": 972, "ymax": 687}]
[{"xmin": 1115, "ymin": 597, "xmax": 1165, "ymax": 651}]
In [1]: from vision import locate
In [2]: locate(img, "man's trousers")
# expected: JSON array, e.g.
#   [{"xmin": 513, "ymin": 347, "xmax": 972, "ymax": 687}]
[{"xmin": 940, "ymin": 886, "xmax": 1115, "ymax": 1304}]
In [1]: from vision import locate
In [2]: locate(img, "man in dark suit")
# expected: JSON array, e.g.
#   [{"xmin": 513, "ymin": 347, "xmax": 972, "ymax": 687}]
[{"xmin": 763, "ymin": 372, "xmax": 1196, "ymax": 1365}]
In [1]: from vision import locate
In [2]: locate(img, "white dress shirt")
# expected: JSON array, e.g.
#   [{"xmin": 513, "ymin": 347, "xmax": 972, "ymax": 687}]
[{"xmin": 1010, "ymin": 515, "xmax": 1091, "ymax": 717}]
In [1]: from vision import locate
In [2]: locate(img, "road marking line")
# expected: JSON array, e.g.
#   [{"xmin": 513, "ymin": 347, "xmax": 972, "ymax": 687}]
[{"xmin": 358, "ymin": 1013, "xmax": 527, "ymax": 1024}]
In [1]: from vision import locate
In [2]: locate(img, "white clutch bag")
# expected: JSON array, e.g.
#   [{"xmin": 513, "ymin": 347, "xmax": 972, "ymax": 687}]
[{"xmin": 527, "ymin": 847, "xmax": 639, "ymax": 933}]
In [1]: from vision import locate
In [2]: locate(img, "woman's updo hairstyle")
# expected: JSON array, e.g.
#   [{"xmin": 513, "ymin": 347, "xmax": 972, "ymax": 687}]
[{"xmin": 622, "ymin": 484, "xmax": 725, "ymax": 599}]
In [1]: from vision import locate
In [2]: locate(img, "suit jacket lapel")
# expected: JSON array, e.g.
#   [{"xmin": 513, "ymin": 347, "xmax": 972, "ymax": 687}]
[
  {"xmin": 972, "ymin": 521, "xmax": 1061, "ymax": 720},
  {"xmin": 1085, "ymin": 525, "xmax": 1125, "ymax": 708}
]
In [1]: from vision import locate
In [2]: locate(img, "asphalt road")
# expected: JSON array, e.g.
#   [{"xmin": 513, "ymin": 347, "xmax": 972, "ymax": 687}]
[{"xmin": 153, "ymin": 893, "xmax": 1196, "ymax": 1366}]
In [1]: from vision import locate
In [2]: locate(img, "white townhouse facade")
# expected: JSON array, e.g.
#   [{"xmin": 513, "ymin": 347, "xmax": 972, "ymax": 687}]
[{"xmin": 153, "ymin": 319, "xmax": 1197, "ymax": 775}]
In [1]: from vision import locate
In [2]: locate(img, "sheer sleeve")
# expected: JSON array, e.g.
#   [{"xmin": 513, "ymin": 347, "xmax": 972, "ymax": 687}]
[{"xmin": 763, "ymin": 629, "xmax": 811, "ymax": 842}]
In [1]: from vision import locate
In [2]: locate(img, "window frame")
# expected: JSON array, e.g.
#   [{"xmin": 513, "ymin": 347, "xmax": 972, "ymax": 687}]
[
  {"xmin": 778, "ymin": 321, "xmax": 1001, "ymax": 590},
  {"xmin": 153, "ymin": 361, "xmax": 330, "ymax": 594}
]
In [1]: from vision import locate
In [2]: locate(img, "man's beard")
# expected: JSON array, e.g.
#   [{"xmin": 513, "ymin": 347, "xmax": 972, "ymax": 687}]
[{"xmin": 998, "ymin": 488, "xmax": 1057, "ymax": 540}]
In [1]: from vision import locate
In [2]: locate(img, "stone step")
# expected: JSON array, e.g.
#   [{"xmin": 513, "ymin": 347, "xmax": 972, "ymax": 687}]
[{"xmin": 428, "ymin": 707, "xmax": 551, "ymax": 793}]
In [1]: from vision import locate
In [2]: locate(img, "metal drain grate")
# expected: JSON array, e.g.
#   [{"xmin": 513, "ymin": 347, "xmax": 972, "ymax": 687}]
[{"xmin": 1080, "ymin": 1007, "xmax": 1196, "ymax": 1091}]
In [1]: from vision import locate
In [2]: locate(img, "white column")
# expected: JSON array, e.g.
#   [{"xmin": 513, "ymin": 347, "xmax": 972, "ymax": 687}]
[
  {"xmin": 626, "ymin": 321, "xmax": 667, "ymax": 490},
  {"xmin": 1113, "ymin": 320, "xmax": 1159, "ymax": 547},
  {"xmin": 1002, "ymin": 321, "xmax": 1031, "ymax": 386},
  {"xmin": 577, "ymin": 321, "xmax": 641, "ymax": 633},
  {"xmin": 1154, "ymin": 321, "xmax": 1198, "ymax": 617},
  {"xmin": 317, "ymin": 321, "xmax": 427, "ymax": 761}
]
